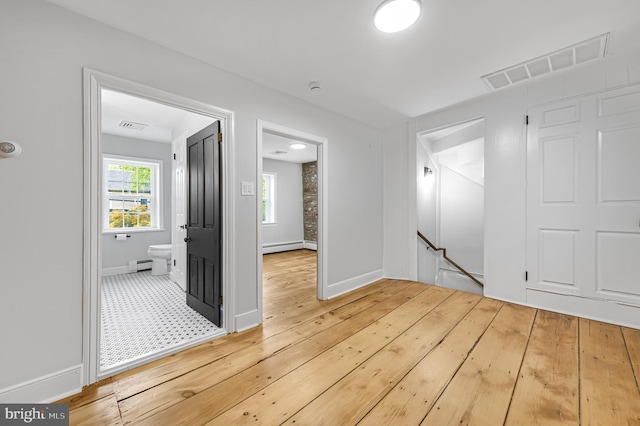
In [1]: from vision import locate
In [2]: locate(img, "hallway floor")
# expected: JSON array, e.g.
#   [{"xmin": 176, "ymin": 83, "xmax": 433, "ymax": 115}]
[
  {"xmin": 64, "ymin": 250, "xmax": 640, "ymax": 425},
  {"xmin": 101, "ymin": 271, "xmax": 219, "ymax": 370}
]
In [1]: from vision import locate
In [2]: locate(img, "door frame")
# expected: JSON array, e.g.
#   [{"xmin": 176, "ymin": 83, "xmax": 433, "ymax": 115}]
[
  {"xmin": 82, "ymin": 68, "xmax": 236, "ymax": 385},
  {"xmin": 414, "ymin": 117, "xmax": 485, "ymax": 285},
  {"xmin": 256, "ymin": 120, "xmax": 329, "ymax": 311},
  {"xmin": 170, "ymin": 130, "xmax": 188, "ymax": 291}
]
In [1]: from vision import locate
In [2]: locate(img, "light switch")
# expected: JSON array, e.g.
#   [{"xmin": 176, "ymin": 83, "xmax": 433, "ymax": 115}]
[{"xmin": 241, "ymin": 181, "xmax": 255, "ymax": 196}]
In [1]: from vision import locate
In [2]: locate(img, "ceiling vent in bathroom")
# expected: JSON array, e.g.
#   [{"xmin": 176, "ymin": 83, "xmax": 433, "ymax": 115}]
[
  {"xmin": 270, "ymin": 150, "xmax": 288, "ymax": 155},
  {"xmin": 118, "ymin": 120, "xmax": 149, "ymax": 131},
  {"xmin": 482, "ymin": 33, "xmax": 609, "ymax": 90}
]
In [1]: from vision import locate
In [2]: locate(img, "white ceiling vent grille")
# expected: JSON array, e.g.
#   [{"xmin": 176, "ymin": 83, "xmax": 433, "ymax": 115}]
[
  {"xmin": 118, "ymin": 120, "xmax": 148, "ymax": 131},
  {"xmin": 482, "ymin": 33, "xmax": 609, "ymax": 90}
]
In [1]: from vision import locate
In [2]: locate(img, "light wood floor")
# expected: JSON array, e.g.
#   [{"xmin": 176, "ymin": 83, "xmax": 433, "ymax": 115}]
[{"xmin": 60, "ymin": 249, "xmax": 640, "ymax": 425}]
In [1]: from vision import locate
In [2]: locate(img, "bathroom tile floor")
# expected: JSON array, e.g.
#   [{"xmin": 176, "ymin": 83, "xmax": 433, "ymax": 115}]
[{"xmin": 100, "ymin": 271, "xmax": 219, "ymax": 370}]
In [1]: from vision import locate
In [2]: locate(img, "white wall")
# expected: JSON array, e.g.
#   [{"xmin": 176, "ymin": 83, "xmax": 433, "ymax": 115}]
[
  {"xmin": 439, "ymin": 166, "xmax": 484, "ymax": 275},
  {"xmin": 416, "ymin": 142, "xmax": 437, "ymax": 284},
  {"xmin": 384, "ymin": 49, "xmax": 640, "ymax": 324},
  {"xmin": 101, "ymin": 134, "xmax": 172, "ymax": 271},
  {"xmin": 262, "ymin": 159, "xmax": 303, "ymax": 248},
  {"xmin": 0, "ymin": 0, "xmax": 383, "ymax": 401}
]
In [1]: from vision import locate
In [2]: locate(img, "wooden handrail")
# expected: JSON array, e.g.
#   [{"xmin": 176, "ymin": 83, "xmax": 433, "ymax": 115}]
[{"xmin": 417, "ymin": 230, "xmax": 484, "ymax": 289}]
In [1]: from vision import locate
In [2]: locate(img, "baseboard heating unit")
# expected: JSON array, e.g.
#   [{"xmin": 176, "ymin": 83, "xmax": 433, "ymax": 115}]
[{"xmin": 128, "ymin": 259, "xmax": 152, "ymax": 273}]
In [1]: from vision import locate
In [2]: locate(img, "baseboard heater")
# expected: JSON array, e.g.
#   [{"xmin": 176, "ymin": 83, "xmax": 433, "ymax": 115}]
[{"xmin": 128, "ymin": 259, "xmax": 152, "ymax": 273}]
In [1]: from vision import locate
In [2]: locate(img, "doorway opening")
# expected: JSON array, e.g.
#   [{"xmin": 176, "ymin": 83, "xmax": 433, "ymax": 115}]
[
  {"xmin": 416, "ymin": 118, "xmax": 485, "ymax": 294},
  {"xmin": 83, "ymin": 69, "xmax": 236, "ymax": 385},
  {"xmin": 256, "ymin": 120, "xmax": 328, "ymax": 321}
]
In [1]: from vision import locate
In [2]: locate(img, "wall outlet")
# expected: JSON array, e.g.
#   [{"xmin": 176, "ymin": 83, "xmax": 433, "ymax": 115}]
[{"xmin": 241, "ymin": 181, "xmax": 255, "ymax": 196}]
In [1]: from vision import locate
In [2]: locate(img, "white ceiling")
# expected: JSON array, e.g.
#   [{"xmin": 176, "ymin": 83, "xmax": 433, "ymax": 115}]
[
  {"xmin": 47, "ymin": 0, "xmax": 640, "ymax": 129},
  {"xmin": 263, "ymin": 132, "xmax": 318, "ymax": 164},
  {"xmin": 102, "ymin": 89, "xmax": 215, "ymax": 143}
]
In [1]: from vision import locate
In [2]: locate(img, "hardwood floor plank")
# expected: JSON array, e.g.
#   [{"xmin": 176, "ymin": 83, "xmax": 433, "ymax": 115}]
[
  {"xmin": 112, "ymin": 326, "xmax": 262, "ymax": 400},
  {"xmin": 580, "ymin": 319, "xmax": 640, "ymax": 424},
  {"xmin": 122, "ymin": 283, "xmax": 428, "ymax": 425},
  {"xmin": 205, "ymin": 286, "xmax": 454, "ymax": 425},
  {"xmin": 622, "ymin": 327, "xmax": 640, "ymax": 393},
  {"xmin": 359, "ymin": 297, "xmax": 503, "ymax": 425},
  {"xmin": 505, "ymin": 310, "xmax": 579, "ymax": 425},
  {"xmin": 283, "ymin": 291, "xmax": 482, "ymax": 425},
  {"xmin": 420, "ymin": 303, "xmax": 536, "ymax": 425},
  {"xmin": 57, "ymin": 378, "xmax": 114, "ymax": 411},
  {"xmin": 69, "ymin": 395, "xmax": 122, "ymax": 426}
]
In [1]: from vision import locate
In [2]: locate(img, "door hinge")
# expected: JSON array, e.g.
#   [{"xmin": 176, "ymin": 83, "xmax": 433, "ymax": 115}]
[
  {"xmin": 173, "ymin": 153, "xmax": 176, "ymax": 160},
  {"xmin": 173, "ymin": 259, "xmax": 176, "ymax": 266},
  {"xmin": 525, "ymin": 115, "xmax": 529, "ymax": 125},
  {"xmin": 218, "ymin": 133, "xmax": 223, "ymax": 143},
  {"xmin": 219, "ymin": 296, "xmax": 223, "ymax": 305},
  {"xmin": 525, "ymin": 271, "xmax": 528, "ymax": 281}
]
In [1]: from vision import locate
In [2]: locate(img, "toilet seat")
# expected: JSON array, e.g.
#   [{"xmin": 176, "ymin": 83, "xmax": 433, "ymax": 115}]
[{"xmin": 148, "ymin": 244, "xmax": 172, "ymax": 257}]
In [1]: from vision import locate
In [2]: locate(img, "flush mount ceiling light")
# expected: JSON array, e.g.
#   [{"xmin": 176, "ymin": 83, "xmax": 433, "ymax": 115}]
[
  {"xmin": 290, "ymin": 143, "xmax": 306, "ymax": 150},
  {"xmin": 374, "ymin": 0, "xmax": 421, "ymax": 33}
]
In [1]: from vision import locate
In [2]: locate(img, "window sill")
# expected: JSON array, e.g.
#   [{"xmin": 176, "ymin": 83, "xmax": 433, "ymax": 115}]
[{"xmin": 102, "ymin": 228, "xmax": 166, "ymax": 235}]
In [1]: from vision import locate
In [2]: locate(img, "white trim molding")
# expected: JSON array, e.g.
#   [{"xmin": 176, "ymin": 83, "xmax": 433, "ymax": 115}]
[
  {"xmin": 327, "ymin": 269, "xmax": 385, "ymax": 299},
  {"xmin": 263, "ymin": 241, "xmax": 305, "ymax": 254},
  {"xmin": 0, "ymin": 365, "xmax": 82, "ymax": 404},
  {"xmin": 82, "ymin": 68, "xmax": 236, "ymax": 387},
  {"xmin": 235, "ymin": 309, "xmax": 262, "ymax": 332}
]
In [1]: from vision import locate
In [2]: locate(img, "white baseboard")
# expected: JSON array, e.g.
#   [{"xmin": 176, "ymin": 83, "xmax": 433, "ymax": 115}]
[
  {"xmin": 303, "ymin": 241, "xmax": 317, "ymax": 251},
  {"xmin": 102, "ymin": 266, "xmax": 129, "ymax": 276},
  {"xmin": 327, "ymin": 269, "xmax": 384, "ymax": 299},
  {"xmin": 235, "ymin": 309, "xmax": 261, "ymax": 332},
  {"xmin": 263, "ymin": 241, "xmax": 304, "ymax": 254},
  {"xmin": 524, "ymin": 289, "xmax": 640, "ymax": 329},
  {"xmin": 0, "ymin": 365, "xmax": 82, "ymax": 403}
]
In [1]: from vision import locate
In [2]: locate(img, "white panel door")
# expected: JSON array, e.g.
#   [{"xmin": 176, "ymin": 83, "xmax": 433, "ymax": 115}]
[
  {"xmin": 171, "ymin": 132, "xmax": 188, "ymax": 291},
  {"xmin": 527, "ymin": 85, "xmax": 640, "ymax": 305}
]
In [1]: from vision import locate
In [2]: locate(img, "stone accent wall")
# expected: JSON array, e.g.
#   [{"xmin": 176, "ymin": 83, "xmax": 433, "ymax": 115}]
[{"xmin": 302, "ymin": 161, "xmax": 318, "ymax": 243}]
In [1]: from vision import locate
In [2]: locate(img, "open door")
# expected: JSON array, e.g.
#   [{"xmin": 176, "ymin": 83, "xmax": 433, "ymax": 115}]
[
  {"xmin": 186, "ymin": 122, "xmax": 222, "ymax": 326},
  {"xmin": 171, "ymin": 131, "xmax": 188, "ymax": 291}
]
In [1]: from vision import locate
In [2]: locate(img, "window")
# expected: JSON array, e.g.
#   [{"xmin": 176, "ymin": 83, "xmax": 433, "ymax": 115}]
[
  {"xmin": 262, "ymin": 172, "xmax": 276, "ymax": 224},
  {"xmin": 103, "ymin": 155, "xmax": 162, "ymax": 231}
]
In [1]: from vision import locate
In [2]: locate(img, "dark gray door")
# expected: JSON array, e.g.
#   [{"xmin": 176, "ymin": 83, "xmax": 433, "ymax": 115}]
[{"xmin": 186, "ymin": 122, "xmax": 222, "ymax": 326}]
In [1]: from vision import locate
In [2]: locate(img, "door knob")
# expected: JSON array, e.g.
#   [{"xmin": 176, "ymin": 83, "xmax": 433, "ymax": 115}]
[{"xmin": 184, "ymin": 237, "xmax": 192, "ymax": 243}]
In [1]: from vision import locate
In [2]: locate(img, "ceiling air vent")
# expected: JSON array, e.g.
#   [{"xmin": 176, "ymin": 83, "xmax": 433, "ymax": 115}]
[
  {"xmin": 269, "ymin": 150, "xmax": 288, "ymax": 155},
  {"xmin": 118, "ymin": 120, "xmax": 148, "ymax": 131},
  {"xmin": 482, "ymin": 33, "xmax": 609, "ymax": 90}
]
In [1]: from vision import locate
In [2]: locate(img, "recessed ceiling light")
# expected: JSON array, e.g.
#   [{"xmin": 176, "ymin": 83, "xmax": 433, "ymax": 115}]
[
  {"xmin": 290, "ymin": 143, "xmax": 306, "ymax": 150},
  {"xmin": 374, "ymin": 0, "xmax": 421, "ymax": 33}
]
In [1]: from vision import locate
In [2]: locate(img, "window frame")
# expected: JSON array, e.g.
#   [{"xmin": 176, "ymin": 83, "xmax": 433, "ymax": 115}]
[
  {"xmin": 102, "ymin": 154, "xmax": 164, "ymax": 233},
  {"xmin": 262, "ymin": 172, "xmax": 277, "ymax": 225}
]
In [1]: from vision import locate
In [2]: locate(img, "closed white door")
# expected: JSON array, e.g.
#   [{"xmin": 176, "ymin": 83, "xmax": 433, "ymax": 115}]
[
  {"xmin": 527, "ymin": 85, "xmax": 640, "ymax": 305},
  {"xmin": 171, "ymin": 131, "xmax": 188, "ymax": 291}
]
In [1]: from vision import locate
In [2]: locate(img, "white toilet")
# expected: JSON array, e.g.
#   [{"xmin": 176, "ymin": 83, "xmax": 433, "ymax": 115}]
[{"xmin": 148, "ymin": 244, "xmax": 172, "ymax": 275}]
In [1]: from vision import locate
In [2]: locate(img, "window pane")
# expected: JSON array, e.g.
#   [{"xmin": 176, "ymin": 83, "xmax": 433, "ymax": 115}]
[
  {"xmin": 262, "ymin": 173, "xmax": 275, "ymax": 223},
  {"xmin": 139, "ymin": 182, "xmax": 151, "ymax": 194},
  {"xmin": 104, "ymin": 158, "xmax": 159, "ymax": 231},
  {"xmin": 124, "ymin": 213, "xmax": 137, "ymax": 227},
  {"xmin": 138, "ymin": 167, "xmax": 151, "ymax": 182}
]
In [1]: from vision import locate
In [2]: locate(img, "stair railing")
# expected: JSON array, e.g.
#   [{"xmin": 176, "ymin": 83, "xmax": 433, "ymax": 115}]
[{"xmin": 417, "ymin": 230, "xmax": 484, "ymax": 289}]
